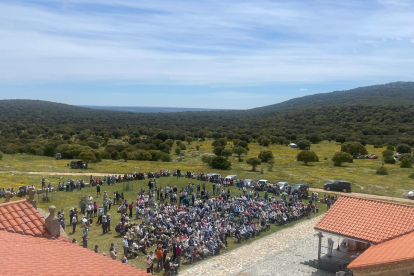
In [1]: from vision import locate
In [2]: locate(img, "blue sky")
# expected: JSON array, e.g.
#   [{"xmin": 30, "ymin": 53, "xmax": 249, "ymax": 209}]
[{"xmin": 0, "ymin": 0, "xmax": 414, "ymax": 109}]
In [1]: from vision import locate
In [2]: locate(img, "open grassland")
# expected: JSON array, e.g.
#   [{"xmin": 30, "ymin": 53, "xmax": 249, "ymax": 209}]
[{"xmin": 0, "ymin": 140, "xmax": 413, "ymax": 197}]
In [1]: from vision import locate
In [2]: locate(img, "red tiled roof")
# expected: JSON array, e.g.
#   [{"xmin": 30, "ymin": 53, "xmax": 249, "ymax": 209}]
[
  {"xmin": 0, "ymin": 199, "xmax": 52, "ymax": 238},
  {"xmin": 314, "ymin": 195, "xmax": 414, "ymax": 244},
  {"xmin": 348, "ymin": 231, "xmax": 414, "ymax": 269},
  {"xmin": 0, "ymin": 230, "xmax": 152, "ymax": 276}
]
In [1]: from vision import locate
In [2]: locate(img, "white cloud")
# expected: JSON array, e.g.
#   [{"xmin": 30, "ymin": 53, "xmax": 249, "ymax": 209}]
[
  {"xmin": 0, "ymin": 0, "xmax": 413, "ymax": 86},
  {"xmin": 299, "ymin": 88, "xmax": 308, "ymax": 91}
]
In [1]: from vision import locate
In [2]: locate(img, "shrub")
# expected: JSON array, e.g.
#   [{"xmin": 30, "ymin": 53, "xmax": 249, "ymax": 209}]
[
  {"xmin": 396, "ymin": 143, "xmax": 412, "ymax": 154},
  {"xmin": 387, "ymin": 145, "xmax": 395, "ymax": 151},
  {"xmin": 0, "ymin": 151, "xmax": 3, "ymax": 160},
  {"xmin": 384, "ymin": 158, "xmax": 396, "ymax": 164},
  {"xmin": 210, "ymin": 156, "xmax": 231, "ymax": 170},
  {"xmin": 382, "ymin": 150, "xmax": 394, "ymax": 159},
  {"xmin": 174, "ymin": 146, "xmax": 181, "ymax": 155},
  {"xmin": 409, "ymin": 173, "xmax": 414, "ymax": 179},
  {"xmin": 201, "ymin": 155, "xmax": 212, "ymax": 165},
  {"xmin": 160, "ymin": 153, "xmax": 172, "ymax": 162},
  {"xmin": 376, "ymin": 167, "xmax": 388, "ymax": 175},
  {"xmin": 400, "ymin": 158, "xmax": 412, "ymax": 168}
]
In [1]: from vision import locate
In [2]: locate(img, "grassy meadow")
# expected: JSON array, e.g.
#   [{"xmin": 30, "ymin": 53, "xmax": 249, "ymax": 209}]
[{"xmin": 0, "ymin": 140, "xmax": 413, "ymax": 198}]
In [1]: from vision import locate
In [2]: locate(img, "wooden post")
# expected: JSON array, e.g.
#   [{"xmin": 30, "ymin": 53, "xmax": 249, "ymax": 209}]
[{"xmin": 317, "ymin": 232, "xmax": 323, "ymax": 268}]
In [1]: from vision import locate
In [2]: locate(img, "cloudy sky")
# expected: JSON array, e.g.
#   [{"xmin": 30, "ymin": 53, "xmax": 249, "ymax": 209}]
[{"xmin": 1, "ymin": 0, "xmax": 414, "ymax": 109}]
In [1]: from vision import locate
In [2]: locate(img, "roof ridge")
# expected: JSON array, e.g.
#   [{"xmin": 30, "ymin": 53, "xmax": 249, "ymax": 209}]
[
  {"xmin": 0, "ymin": 198, "xmax": 29, "ymax": 207},
  {"xmin": 339, "ymin": 195, "xmax": 414, "ymax": 208}
]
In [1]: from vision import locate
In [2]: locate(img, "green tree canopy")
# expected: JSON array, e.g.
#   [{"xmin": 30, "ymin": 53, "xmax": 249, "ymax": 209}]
[
  {"xmin": 332, "ymin": 151, "xmax": 352, "ymax": 166},
  {"xmin": 233, "ymin": 146, "xmax": 247, "ymax": 161},
  {"xmin": 78, "ymin": 150, "xmax": 96, "ymax": 164},
  {"xmin": 221, "ymin": 148, "xmax": 233, "ymax": 159},
  {"xmin": 396, "ymin": 143, "xmax": 412, "ymax": 154},
  {"xmin": 211, "ymin": 156, "xmax": 231, "ymax": 170},
  {"xmin": 341, "ymin": 142, "xmax": 368, "ymax": 155},
  {"xmin": 297, "ymin": 140, "xmax": 311, "ymax": 150},
  {"xmin": 258, "ymin": 150, "xmax": 274, "ymax": 162},
  {"xmin": 297, "ymin": 150, "xmax": 319, "ymax": 165},
  {"xmin": 246, "ymin": 157, "xmax": 261, "ymax": 171}
]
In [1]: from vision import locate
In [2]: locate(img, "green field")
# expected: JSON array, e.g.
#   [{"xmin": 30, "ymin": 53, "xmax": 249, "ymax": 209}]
[{"xmin": 0, "ymin": 140, "xmax": 412, "ymax": 198}]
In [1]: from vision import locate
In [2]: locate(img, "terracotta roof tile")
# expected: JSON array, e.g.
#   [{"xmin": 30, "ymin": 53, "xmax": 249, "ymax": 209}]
[
  {"xmin": 348, "ymin": 231, "xmax": 414, "ymax": 269},
  {"xmin": 0, "ymin": 231, "xmax": 152, "ymax": 276},
  {"xmin": 314, "ymin": 195, "xmax": 414, "ymax": 244},
  {"xmin": 0, "ymin": 199, "xmax": 49, "ymax": 238}
]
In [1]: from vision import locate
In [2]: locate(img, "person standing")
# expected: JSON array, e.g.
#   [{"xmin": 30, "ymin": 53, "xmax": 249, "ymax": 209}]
[
  {"xmin": 103, "ymin": 199, "xmax": 108, "ymax": 215},
  {"xmin": 41, "ymin": 177, "xmax": 45, "ymax": 190},
  {"xmin": 156, "ymin": 245, "xmax": 163, "ymax": 270},
  {"xmin": 82, "ymin": 233, "xmax": 88, "ymax": 248},
  {"xmin": 176, "ymin": 245, "xmax": 182, "ymax": 267},
  {"xmin": 106, "ymin": 213, "xmax": 111, "ymax": 232},
  {"xmin": 146, "ymin": 251, "xmax": 155, "ymax": 274},
  {"xmin": 108, "ymin": 197, "xmax": 112, "ymax": 211},
  {"xmin": 72, "ymin": 214, "xmax": 77, "ymax": 233},
  {"xmin": 96, "ymin": 184, "xmax": 101, "ymax": 198}
]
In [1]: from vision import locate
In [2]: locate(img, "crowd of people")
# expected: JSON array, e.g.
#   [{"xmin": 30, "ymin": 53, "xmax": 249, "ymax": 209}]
[{"xmin": 28, "ymin": 170, "xmax": 335, "ymax": 275}]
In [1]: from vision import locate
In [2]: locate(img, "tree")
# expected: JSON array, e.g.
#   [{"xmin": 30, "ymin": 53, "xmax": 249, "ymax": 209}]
[
  {"xmin": 213, "ymin": 146, "xmax": 224, "ymax": 156},
  {"xmin": 233, "ymin": 146, "xmax": 247, "ymax": 162},
  {"xmin": 258, "ymin": 150, "xmax": 274, "ymax": 162},
  {"xmin": 262, "ymin": 138, "xmax": 271, "ymax": 147},
  {"xmin": 267, "ymin": 158, "xmax": 275, "ymax": 171},
  {"xmin": 111, "ymin": 150, "xmax": 119, "ymax": 160},
  {"xmin": 246, "ymin": 157, "xmax": 261, "ymax": 171},
  {"xmin": 297, "ymin": 140, "xmax": 311, "ymax": 150},
  {"xmin": 174, "ymin": 146, "xmax": 181, "ymax": 156},
  {"xmin": 309, "ymin": 134, "xmax": 323, "ymax": 144},
  {"xmin": 221, "ymin": 149, "xmax": 233, "ymax": 159},
  {"xmin": 396, "ymin": 143, "xmax": 412, "ymax": 154},
  {"xmin": 165, "ymin": 139, "xmax": 174, "ymax": 147},
  {"xmin": 297, "ymin": 150, "xmax": 319, "ymax": 165},
  {"xmin": 121, "ymin": 150, "xmax": 128, "ymax": 162},
  {"xmin": 210, "ymin": 156, "xmax": 231, "ymax": 170},
  {"xmin": 201, "ymin": 155, "xmax": 212, "ymax": 165},
  {"xmin": 341, "ymin": 142, "xmax": 368, "ymax": 155},
  {"xmin": 0, "ymin": 151, "xmax": 3, "ymax": 160},
  {"xmin": 78, "ymin": 150, "xmax": 96, "ymax": 164},
  {"xmin": 382, "ymin": 149, "xmax": 394, "ymax": 159},
  {"xmin": 185, "ymin": 136, "xmax": 193, "ymax": 145},
  {"xmin": 332, "ymin": 152, "xmax": 352, "ymax": 166}
]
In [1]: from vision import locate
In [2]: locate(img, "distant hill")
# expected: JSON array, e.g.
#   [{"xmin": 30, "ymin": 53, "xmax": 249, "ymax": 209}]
[
  {"xmin": 254, "ymin": 81, "xmax": 414, "ymax": 111},
  {"xmin": 79, "ymin": 105, "xmax": 227, "ymax": 113}
]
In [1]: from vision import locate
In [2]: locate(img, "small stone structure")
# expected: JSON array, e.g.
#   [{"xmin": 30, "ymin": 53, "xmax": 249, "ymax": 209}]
[
  {"xmin": 44, "ymin": 205, "xmax": 61, "ymax": 237},
  {"xmin": 28, "ymin": 188, "xmax": 37, "ymax": 209},
  {"xmin": 3, "ymin": 191, "xmax": 11, "ymax": 203}
]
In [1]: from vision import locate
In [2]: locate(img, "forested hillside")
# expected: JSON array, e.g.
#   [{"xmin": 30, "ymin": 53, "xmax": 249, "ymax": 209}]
[
  {"xmin": 1, "ymin": 82, "xmax": 414, "ymax": 161},
  {"xmin": 256, "ymin": 81, "xmax": 414, "ymax": 111}
]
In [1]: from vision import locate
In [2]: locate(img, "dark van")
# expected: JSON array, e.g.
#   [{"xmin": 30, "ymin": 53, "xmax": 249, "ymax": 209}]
[{"xmin": 324, "ymin": 180, "xmax": 351, "ymax": 193}]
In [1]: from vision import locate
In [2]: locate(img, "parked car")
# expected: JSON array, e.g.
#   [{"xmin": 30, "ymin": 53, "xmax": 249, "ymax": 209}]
[
  {"xmin": 408, "ymin": 190, "xmax": 414, "ymax": 200},
  {"xmin": 367, "ymin": 154, "xmax": 378, "ymax": 159},
  {"xmin": 224, "ymin": 174, "xmax": 237, "ymax": 181},
  {"xmin": 258, "ymin": 179, "xmax": 270, "ymax": 186},
  {"xmin": 206, "ymin": 173, "xmax": 221, "ymax": 182},
  {"xmin": 352, "ymin": 154, "xmax": 366, "ymax": 159},
  {"xmin": 70, "ymin": 160, "xmax": 87, "ymax": 169},
  {"xmin": 324, "ymin": 180, "xmax": 351, "ymax": 192},
  {"xmin": 55, "ymin": 153, "xmax": 62, "ymax": 160},
  {"xmin": 276, "ymin": 182, "xmax": 290, "ymax": 191},
  {"xmin": 291, "ymin": 183, "xmax": 307, "ymax": 192},
  {"xmin": 290, "ymin": 143, "xmax": 298, "ymax": 148},
  {"xmin": 244, "ymin": 179, "xmax": 255, "ymax": 188}
]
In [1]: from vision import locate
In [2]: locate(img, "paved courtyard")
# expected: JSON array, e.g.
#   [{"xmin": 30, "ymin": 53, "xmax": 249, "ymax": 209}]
[{"xmin": 180, "ymin": 217, "xmax": 334, "ymax": 276}]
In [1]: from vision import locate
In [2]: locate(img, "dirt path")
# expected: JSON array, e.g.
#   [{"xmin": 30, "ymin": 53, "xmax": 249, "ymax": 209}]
[
  {"xmin": 0, "ymin": 171, "xmax": 117, "ymax": 177},
  {"xmin": 310, "ymin": 187, "xmax": 414, "ymax": 204}
]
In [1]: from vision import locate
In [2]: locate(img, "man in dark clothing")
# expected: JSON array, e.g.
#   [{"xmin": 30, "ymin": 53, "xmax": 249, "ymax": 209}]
[{"xmin": 82, "ymin": 233, "xmax": 88, "ymax": 248}]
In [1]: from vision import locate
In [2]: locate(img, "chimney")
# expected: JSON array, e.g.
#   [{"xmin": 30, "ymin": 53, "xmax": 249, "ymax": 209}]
[{"xmin": 45, "ymin": 205, "xmax": 61, "ymax": 237}]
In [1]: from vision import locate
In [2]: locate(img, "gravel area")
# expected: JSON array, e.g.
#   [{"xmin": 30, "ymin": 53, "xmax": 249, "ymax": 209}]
[{"xmin": 180, "ymin": 217, "xmax": 334, "ymax": 276}]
